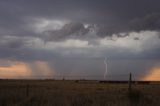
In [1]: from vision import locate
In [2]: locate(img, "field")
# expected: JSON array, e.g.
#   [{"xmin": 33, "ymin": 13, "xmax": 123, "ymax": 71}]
[{"xmin": 0, "ymin": 80, "xmax": 160, "ymax": 106}]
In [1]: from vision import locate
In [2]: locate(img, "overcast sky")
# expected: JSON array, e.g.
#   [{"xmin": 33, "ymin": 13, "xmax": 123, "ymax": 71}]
[{"xmin": 0, "ymin": 0, "xmax": 160, "ymax": 80}]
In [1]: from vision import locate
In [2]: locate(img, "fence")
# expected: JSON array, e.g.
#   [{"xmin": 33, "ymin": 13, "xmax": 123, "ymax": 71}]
[{"xmin": 0, "ymin": 73, "xmax": 145, "ymax": 80}]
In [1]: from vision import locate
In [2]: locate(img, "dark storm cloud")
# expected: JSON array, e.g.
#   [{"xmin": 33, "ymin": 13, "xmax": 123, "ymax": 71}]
[
  {"xmin": 129, "ymin": 13, "xmax": 160, "ymax": 32},
  {"xmin": 1, "ymin": 0, "xmax": 160, "ymax": 37},
  {"xmin": 42, "ymin": 12, "xmax": 160, "ymax": 40},
  {"xmin": 0, "ymin": 0, "xmax": 160, "ymax": 79},
  {"xmin": 0, "ymin": 0, "xmax": 160, "ymax": 58},
  {"xmin": 43, "ymin": 22, "xmax": 90, "ymax": 41},
  {"xmin": 95, "ymin": 13, "xmax": 160, "ymax": 37},
  {"xmin": 0, "ymin": 36, "xmax": 29, "ymax": 49}
]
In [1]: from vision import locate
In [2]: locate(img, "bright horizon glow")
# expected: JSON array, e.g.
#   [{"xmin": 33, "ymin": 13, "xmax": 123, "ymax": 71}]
[
  {"xmin": 143, "ymin": 66, "xmax": 160, "ymax": 81},
  {"xmin": 0, "ymin": 60, "xmax": 54, "ymax": 79},
  {"xmin": 0, "ymin": 61, "xmax": 32, "ymax": 78}
]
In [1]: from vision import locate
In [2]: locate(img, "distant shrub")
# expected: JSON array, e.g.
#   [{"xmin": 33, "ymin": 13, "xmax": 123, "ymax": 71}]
[{"xmin": 75, "ymin": 80, "xmax": 79, "ymax": 83}]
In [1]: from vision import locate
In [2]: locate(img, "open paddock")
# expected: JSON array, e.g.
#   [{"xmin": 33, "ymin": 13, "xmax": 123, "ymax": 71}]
[{"xmin": 0, "ymin": 80, "xmax": 160, "ymax": 106}]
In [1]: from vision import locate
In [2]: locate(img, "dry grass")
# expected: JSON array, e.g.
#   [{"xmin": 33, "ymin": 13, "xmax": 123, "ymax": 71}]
[{"xmin": 0, "ymin": 80, "xmax": 160, "ymax": 106}]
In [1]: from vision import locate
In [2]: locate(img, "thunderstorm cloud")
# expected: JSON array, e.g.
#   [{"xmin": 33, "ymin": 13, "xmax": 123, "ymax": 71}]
[{"xmin": 0, "ymin": 0, "xmax": 160, "ymax": 80}]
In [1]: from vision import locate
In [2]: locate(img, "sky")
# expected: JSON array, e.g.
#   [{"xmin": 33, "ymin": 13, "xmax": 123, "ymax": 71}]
[{"xmin": 0, "ymin": 0, "xmax": 160, "ymax": 80}]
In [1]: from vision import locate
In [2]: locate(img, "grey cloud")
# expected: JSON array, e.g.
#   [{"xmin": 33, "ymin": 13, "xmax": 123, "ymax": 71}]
[
  {"xmin": 1, "ymin": 0, "xmax": 160, "ymax": 37},
  {"xmin": 95, "ymin": 13, "xmax": 160, "ymax": 37},
  {"xmin": 0, "ymin": 36, "xmax": 29, "ymax": 49},
  {"xmin": 0, "ymin": 0, "xmax": 160, "ymax": 79},
  {"xmin": 42, "ymin": 22, "xmax": 90, "ymax": 41},
  {"xmin": 40, "ymin": 13, "xmax": 160, "ymax": 40},
  {"xmin": 129, "ymin": 13, "xmax": 160, "ymax": 32}
]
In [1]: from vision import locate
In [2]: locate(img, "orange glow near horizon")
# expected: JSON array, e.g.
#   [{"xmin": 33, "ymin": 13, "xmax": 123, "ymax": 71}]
[
  {"xmin": 0, "ymin": 60, "xmax": 54, "ymax": 79},
  {"xmin": 0, "ymin": 62, "xmax": 32, "ymax": 78},
  {"xmin": 143, "ymin": 66, "xmax": 160, "ymax": 81}
]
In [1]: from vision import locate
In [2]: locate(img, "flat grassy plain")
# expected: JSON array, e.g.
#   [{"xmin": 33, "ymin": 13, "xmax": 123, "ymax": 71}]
[{"xmin": 0, "ymin": 80, "xmax": 160, "ymax": 106}]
